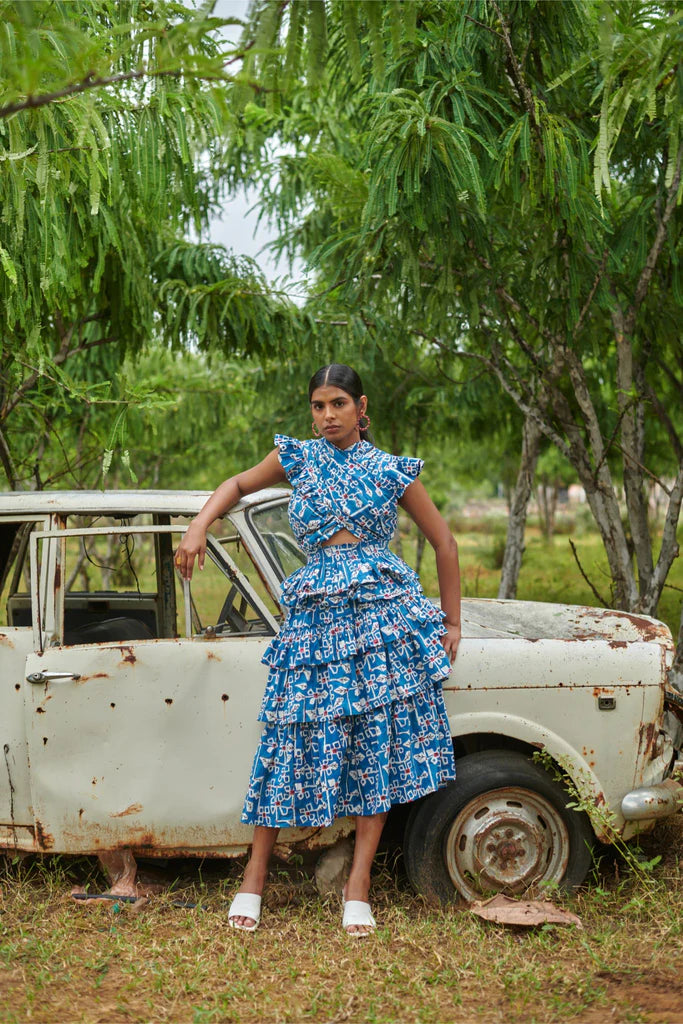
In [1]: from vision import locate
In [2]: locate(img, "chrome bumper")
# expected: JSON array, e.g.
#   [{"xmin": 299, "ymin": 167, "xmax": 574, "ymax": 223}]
[{"xmin": 621, "ymin": 772, "xmax": 683, "ymax": 821}]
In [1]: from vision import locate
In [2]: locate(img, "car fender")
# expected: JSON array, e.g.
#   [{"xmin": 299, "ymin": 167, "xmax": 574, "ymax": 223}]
[{"xmin": 446, "ymin": 710, "xmax": 614, "ymax": 841}]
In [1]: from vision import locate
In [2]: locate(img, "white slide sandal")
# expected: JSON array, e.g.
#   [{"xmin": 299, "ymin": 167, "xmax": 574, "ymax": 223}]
[
  {"xmin": 228, "ymin": 892, "xmax": 262, "ymax": 932},
  {"xmin": 342, "ymin": 899, "xmax": 376, "ymax": 937}
]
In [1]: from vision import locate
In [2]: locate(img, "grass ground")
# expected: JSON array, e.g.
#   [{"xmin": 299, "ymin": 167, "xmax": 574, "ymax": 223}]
[
  {"xmin": 1, "ymin": 814, "xmax": 682, "ymax": 1024},
  {"xmin": 2, "ymin": 520, "xmax": 682, "ymax": 1023}
]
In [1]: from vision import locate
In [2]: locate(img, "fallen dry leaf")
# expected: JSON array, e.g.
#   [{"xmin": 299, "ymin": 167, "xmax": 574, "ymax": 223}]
[{"xmin": 469, "ymin": 893, "xmax": 583, "ymax": 928}]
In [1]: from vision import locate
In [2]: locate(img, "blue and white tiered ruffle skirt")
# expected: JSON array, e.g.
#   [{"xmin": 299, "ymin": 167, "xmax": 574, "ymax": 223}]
[{"xmin": 241, "ymin": 542, "xmax": 456, "ymax": 827}]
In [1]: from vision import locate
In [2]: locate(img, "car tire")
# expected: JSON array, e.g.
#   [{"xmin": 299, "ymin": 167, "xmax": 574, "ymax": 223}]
[{"xmin": 403, "ymin": 749, "xmax": 594, "ymax": 903}]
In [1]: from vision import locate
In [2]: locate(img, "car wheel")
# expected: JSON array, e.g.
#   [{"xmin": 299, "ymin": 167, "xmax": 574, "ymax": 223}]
[{"xmin": 404, "ymin": 750, "xmax": 594, "ymax": 903}]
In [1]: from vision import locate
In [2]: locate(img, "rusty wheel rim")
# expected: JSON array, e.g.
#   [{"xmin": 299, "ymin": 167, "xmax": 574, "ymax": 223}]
[{"xmin": 444, "ymin": 786, "xmax": 570, "ymax": 900}]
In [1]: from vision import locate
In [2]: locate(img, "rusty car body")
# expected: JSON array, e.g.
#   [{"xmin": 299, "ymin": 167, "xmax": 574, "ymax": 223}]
[{"xmin": 1, "ymin": 489, "xmax": 681, "ymax": 901}]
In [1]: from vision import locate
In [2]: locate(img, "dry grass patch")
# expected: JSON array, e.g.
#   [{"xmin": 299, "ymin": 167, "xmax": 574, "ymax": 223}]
[{"xmin": 1, "ymin": 816, "xmax": 682, "ymax": 1024}]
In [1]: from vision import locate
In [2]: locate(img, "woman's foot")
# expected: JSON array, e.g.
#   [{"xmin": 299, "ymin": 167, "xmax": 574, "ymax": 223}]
[
  {"xmin": 228, "ymin": 892, "xmax": 261, "ymax": 932},
  {"xmin": 342, "ymin": 874, "xmax": 375, "ymax": 936},
  {"xmin": 229, "ymin": 862, "xmax": 268, "ymax": 930}
]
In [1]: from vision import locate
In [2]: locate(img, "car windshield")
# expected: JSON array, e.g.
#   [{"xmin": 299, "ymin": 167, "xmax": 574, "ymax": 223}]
[{"xmin": 248, "ymin": 501, "xmax": 306, "ymax": 579}]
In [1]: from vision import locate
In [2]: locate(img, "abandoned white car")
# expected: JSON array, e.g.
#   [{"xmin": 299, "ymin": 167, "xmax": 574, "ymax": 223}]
[{"xmin": 1, "ymin": 489, "xmax": 681, "ymax": 902}]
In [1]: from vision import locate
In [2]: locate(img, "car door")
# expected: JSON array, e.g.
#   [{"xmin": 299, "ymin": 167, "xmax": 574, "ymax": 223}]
[
  {"xmin": 22, "ymin": 521, "xmax": 313, "ymax": 856},
  {"xmin": 0, "ymin": 515, "xmax": 50, "ymax": 842}
]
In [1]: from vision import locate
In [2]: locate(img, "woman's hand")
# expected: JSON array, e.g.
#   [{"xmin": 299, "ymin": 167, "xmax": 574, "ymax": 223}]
[
  {"xmin": 175, "ymin": 523, "xmax": 207, "ymax": 580},
  {"xmin": 442, "ymin": 621, "xmax": 461, "ymax": 664}
]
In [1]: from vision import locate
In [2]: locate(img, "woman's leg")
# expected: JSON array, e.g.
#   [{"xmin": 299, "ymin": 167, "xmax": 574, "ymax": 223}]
[
  {"xmin": 344, "ymin": 811, "xmax": 389, "ymax": 934},
  {"xmin": 230, "ymin": 825, "xmax": 280, "ymax": 927}
]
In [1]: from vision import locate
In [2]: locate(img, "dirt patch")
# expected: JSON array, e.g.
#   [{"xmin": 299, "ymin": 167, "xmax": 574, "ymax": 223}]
[{"xmin": 578, "ymin": 972, "xmax": 683, "ymax": 1023}]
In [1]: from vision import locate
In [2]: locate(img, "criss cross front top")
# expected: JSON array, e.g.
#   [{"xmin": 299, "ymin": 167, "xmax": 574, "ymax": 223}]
[{"xmin": 275, "ymin": 434, "xmax": 423, "ymax": 553}]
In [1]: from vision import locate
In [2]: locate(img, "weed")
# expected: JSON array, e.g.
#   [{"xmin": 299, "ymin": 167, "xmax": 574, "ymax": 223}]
[{"xmin": 532, "ymin": 749, "xmax": 665, "ymax": 890}]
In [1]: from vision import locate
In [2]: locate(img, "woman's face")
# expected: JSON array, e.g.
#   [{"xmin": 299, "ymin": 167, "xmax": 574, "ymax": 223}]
[{"xmin": 310, "ymin": 385, "xmax": 367, "ymax": 449}]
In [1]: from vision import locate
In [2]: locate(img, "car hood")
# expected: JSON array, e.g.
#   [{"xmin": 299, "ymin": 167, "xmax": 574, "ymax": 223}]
[{"xmin": 459, "ymin": 598, "xmax": 673, "ymax": 648}]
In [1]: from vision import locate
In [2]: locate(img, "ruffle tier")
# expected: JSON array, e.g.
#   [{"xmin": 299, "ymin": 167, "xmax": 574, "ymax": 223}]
[
  {"xmin": 278, "ymin": 541, "xmax": 424, "ymax": 607},
  {"xmin": 241, "ymin": 684, "xmax": 456, "ymax": 828},
  {"xmin": 264, "ymin": 594, "xmax": 444, "ymax": 669},
  {"xmin": 259, "ymin": 542, "xmax": 450, "ymax": 725}
]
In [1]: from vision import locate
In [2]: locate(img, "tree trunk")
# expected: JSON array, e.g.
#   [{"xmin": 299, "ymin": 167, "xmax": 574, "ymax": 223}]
[
  {"xmin": 574, "ymin": 470, "xmax": 637, "ymax": 609},
  {"xmin": 613, "ymin": 308, "xmax": 654, "ymax": 598},
  {"xmin": 0, "ymin": 425, "xmax": 17, "ymax": 490},
  {"xmin": 537, "ymin": 477, "xmax": 559, "ymax": 540},
  {"xmin": 498, "ymin": 415, "xmax": 542, "ymax": 599},
  {"xmin": 640, "ymin": 460, "xmax": 683, "ymax": 616},
  {"xmin": 487, "ymin": 332, "xmax": 640, "ymax": 609},
  {"xmin": 669, "ymin": 601, "xmax": 683, "ymax": 694},
  {"xmin": 546, "ymin": 481, "xmax": 558, "ymax": 539},
  {"xmin": 537, "ymin": 481, "xmax": 548, "ymax": 538}
]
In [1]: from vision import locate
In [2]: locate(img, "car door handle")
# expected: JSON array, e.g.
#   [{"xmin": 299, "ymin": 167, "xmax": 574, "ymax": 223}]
[{"xmin": 26, "ymin": 671, "xmax": 82, "ymax": 684}]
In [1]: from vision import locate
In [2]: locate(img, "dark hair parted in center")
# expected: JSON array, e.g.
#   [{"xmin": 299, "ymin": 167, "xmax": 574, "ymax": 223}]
[{"xmin": 308, "ymin": 363, "xmax": 373, "ymax": 442}]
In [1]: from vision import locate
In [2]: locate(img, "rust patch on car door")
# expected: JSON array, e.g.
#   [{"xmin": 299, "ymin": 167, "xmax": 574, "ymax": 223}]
[{"xmin": 110, "ymin": 803, "xmax": 144, "ymax": 818}]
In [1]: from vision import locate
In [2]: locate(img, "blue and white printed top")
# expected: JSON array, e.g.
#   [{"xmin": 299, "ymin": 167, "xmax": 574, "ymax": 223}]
[{"xmin": 275, "ymin": 435, "xmax": 423, "ymax": 554}]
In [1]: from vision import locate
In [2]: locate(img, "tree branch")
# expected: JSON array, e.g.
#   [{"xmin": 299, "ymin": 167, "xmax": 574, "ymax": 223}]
[
  {"xmin": 0, "ymin": 53, "xmax": 262, "ymax": 120},
  {"xmin": 573, "ymin": 249, "xmax": 609, "ymax": 337},
  {"xmin": 651, "ymin": 352, "xmax": 683, "ymax": 395},
  {"xmin": 463, "ymin": 13, "xmax": 506, "ymax": 41},
  {"xmin": 480, "ymin": 336, "xmax": 574, "ymax": 460},
  {"xmin": 611, "ymin": 442, "xmax": 673, "ymax": 497},
  {"xmin": 0, "ymin": 367, "xmax": 41, "ymax": 422},
  {"xmin": 0, "ymin": 68, "xmax": 165, "ymax": 119},
  {"xmin": 641, "ymin": 378, "xmax": 683, "ymax": 462},
  {"xmin": 489, "ymin": 1, "xmax": 541, "ymax": 140},
  {"xmin": 561, "ymin": 344, "xmax": 608, "ymax": 467},
  {"xmin": 568, "ymin": 539, "xmax": 610, "ymax": 607},
  {"xmin": 0, "ymin": 427, "xmax": 17, "ymax": 489},
  {"xmin": 591, "ymin": 402, "xmax": 631, "ymax": 480},
  {"xmin": 1, "ymin": 334, "xmax": 119, "ymax": 421},
  {"xmin": 470, "ymin": 244, "xmax": 564, "ymax": 349},
  {"xmin": 644, "ymin": 458, "xmax": 683, "ymax": 613}
]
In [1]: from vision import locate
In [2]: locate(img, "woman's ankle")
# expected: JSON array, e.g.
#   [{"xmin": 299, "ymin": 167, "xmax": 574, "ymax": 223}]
[
  {"xmin": 240, "ymin": 861, "xmax": 269, "ymax": 894},
  {"xmin": 344, "ymin": 871, "xmax": 371, "ymax": 902}
]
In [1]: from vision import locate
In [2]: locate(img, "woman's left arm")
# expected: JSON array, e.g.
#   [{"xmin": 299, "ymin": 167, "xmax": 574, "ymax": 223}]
[{"xmin": 399, "ymin": 480, "xmax": 461, "ymax": 663}]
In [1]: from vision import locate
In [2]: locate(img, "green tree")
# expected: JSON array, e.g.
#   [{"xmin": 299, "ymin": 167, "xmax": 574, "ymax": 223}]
[
  {"xmin": 232, "ymin": 2, "xmax": 682, "ymax": 636},
  {"xmin": 0, "ymin": 0, "xmax": 302, "ymax": 488}
]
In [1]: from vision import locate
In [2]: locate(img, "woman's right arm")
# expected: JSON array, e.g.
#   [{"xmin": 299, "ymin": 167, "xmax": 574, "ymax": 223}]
[{"xmin": 175, "ymin": 448, "xmax": 286, "ymax": 579}]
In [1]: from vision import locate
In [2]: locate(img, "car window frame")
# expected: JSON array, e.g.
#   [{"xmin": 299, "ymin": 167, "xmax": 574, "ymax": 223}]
[
  {"xmin": 0, "ymin": 516, "xmax": 50, "ymax": 628},
  {"xmin": 29, "ymin": 523, "xmax": 279, "ymax": 652},
  {"xmin": 244, "ymin": 496, "xmax": 305, "ymax": 587}
]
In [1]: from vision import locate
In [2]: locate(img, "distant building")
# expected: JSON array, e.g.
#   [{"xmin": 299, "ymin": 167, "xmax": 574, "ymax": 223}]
[{"xmin": 567, "ymin": 484, "xmax": 586, "ymax": 504}]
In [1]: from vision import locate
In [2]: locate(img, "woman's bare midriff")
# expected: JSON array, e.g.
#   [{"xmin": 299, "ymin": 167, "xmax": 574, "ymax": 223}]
[{"xmin": 322, "ymin": 529, "xmax": 361, "ymax": 547}]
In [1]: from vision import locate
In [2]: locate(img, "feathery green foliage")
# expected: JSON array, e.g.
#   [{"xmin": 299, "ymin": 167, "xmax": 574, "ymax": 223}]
[
  {"xmin": 231, "ymin": 0, "xmax": 682, "ymax": 627},
  {"xmin": 0, "ymin": 0, "xmax": 303, "ymax": 489}
]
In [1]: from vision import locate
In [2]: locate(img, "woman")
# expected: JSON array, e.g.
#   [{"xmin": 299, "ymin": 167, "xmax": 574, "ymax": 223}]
[{"xmin": 175, "ymin": 364, "xmax": 461, "ymax": 935}]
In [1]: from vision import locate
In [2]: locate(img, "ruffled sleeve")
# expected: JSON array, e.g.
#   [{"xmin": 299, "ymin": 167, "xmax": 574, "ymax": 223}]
[
  {"xmin": 274, "ymin": 434, "xmax": 305, "ymax": 483},
  {"xmin": 384, "ymin": 453, "xmax": 424, "ymax": 498}
]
